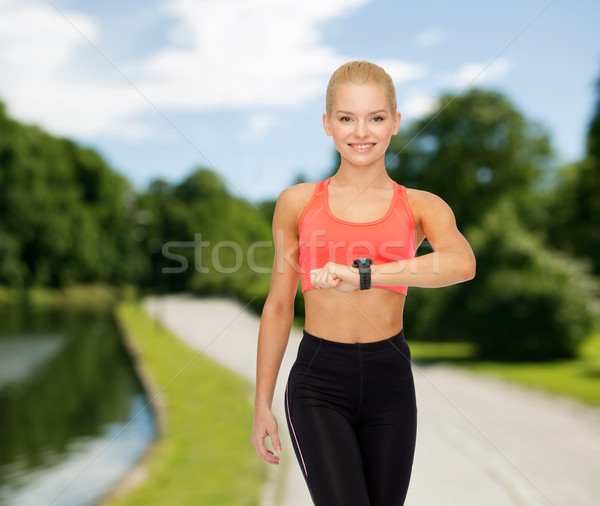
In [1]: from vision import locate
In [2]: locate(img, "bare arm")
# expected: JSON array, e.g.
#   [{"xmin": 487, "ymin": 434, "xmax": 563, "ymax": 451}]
[
  {"xmin": 310, "ymin": 190, "xmax": 475, "ymax": 290},
  {"xmin": 251, "ymin": 185, "xmax": 303, "ymax": 464},
  {"xmin": 372, "ymin": 190, "xmax": 476, "ymax": 287}
]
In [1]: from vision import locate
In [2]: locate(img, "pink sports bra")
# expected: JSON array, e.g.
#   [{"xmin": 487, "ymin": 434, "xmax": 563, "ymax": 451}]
[{"xmin": 298, "ymin": 177, "xmax": 417, "ymax": 294}]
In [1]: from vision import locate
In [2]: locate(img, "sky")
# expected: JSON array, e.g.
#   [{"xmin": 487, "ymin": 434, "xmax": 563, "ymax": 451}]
[{"xmin": 0, "ymin": 0, "xmax": 599, "ymax": 204}]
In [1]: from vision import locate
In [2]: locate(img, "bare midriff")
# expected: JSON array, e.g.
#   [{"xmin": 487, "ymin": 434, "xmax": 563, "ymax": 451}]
[{"xmin": 303, "ymin": 287, "xmax": 406, "ymax": 343}]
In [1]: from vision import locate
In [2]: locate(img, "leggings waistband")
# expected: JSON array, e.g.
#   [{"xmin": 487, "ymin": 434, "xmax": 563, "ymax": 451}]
[{"xmin": 300, "ymin": 328, "xmax": 405, "ymax": 356}]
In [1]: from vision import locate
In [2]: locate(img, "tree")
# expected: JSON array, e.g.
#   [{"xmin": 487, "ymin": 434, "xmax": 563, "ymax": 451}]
[
  {"xmin": 138, "ymin": 168, "xmax": 274, "ymax": 311},
  {"xmin": 387, "ymin": 88, "xmax": 553, "ymax": 230},
  {"xmin": 0, "ymin": 102, "xmax": 144, "ymax": 289},
  {"xmin": 407, "ymin": 201, "xmax": 598, "ymax": 359},
  {"xmin": 545, "ymin": 74, "xmax": 600, "ymax": 275},
  {"xmin": 383, "ymin": 88, "xmax": 599, "ymax": 360}
]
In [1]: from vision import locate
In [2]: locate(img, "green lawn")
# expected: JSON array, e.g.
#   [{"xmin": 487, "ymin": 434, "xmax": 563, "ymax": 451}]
[
  {"xmin": 409, "ymin": 331, "xmax": 600, "ymax": 407},
  {"xmin": 109, "ymin": 301, "xmax": 265, "ymax": 506}
]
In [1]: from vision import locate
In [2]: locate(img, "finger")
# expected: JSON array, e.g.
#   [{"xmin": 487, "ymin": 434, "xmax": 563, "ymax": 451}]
[
  {"xmin": 313, "ymin": 269, "xmax": 325, "ymax": 287},
  {"xmin": 326, "ymin": 270, "xmax": 339, "ymax": 286},
  {"xmin": 270, "ymin": 432, "xmax": 282, "ymax": 453},
  {"xmin": 261, "ymin": 449, "xmax": 280, "ymax": 464},
  {"xmin": 262, "ymin": 445, "xmax": 280, "ymax": 464},
  {"xmin": 310, "ymin": 272, "xmax": 321, "ymax": 288},
  {"xmin": 320, "ymin": 271, "xmax": 333, "ymax": 287},
  {"xmin": 254, "ymin": 439, "xmax": 280, "ymax": 464}
]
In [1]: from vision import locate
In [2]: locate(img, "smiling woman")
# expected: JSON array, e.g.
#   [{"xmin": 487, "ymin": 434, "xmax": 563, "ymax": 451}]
[{"xmin": 251, "ymin": 60, "xmax": 476, "ymax": 506}]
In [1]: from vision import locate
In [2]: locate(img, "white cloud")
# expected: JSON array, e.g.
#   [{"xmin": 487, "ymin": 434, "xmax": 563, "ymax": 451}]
[
  {"xmin": 437, "ymin": 57, "xmax": 514, "ymax": 89},
  {"xmin": 0, "ymin": 0, "xmax": 150, "ymax": 138},
  {"xmin": 135, "ymin": 0, "xmax": 427, "ymax": 109},
  {"xmin": 414, "ymin": 27, "xmax": 444, "ymax": 48},
  {"xmin": 237, "ymin": 112, "xmax": 278, "ymax": 143},
  {"xmin": 399, "ymin": 89, "xmax": 438, "ymax": 122},
  {"xmin": 0, "ymin": 0, "xmax": 428, "ymax": 139},
  {"xmin": 375, "ymin": 59, "xmax": 429, "ymax": 85}
]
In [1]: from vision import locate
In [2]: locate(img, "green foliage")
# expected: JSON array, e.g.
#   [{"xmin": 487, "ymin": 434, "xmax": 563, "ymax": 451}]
[
  {"xmin": 138, "ymin": 168, "xmax": 274, "ymax": 308},
  {"xmin": 408, "ymin": 202, "xmax": 599, "ymax": 360},
  {"xmin": 543, "ymin": 76, "xmax": 600, "ymax": 275},
  {"xmin": 387, "ymin": 88, "xmax": 553, "ymax": 230},
  {"xmin": 388, "ymin": 87, "xmax": 599, "ymax": 360},
  {"xmin": 544, "ymin": 158, "xmax": 600, "ymax": 275},
  {"xmin": 0, "ymin": 103, "xmax": 145, "ymax": 288},
  {"xmin": 0, "ymin": 99, "xmax": 274, "ymax": 309}
]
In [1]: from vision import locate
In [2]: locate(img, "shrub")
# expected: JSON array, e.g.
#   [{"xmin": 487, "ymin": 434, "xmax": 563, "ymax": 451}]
[{"xmin": 408, "ymin": 201, "xmax": 599, "ymax": 360}]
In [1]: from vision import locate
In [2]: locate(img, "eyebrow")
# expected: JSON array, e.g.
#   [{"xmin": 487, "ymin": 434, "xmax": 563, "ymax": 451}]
[{"xmin": 335, "ymin": 109, "xmax": 389, "ymax": 115}]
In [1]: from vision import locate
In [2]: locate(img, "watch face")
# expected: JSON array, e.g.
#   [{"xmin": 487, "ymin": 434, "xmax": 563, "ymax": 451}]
[{"xmin": 354, "ymin": 258, "xmax": 372, "ymax": 268}]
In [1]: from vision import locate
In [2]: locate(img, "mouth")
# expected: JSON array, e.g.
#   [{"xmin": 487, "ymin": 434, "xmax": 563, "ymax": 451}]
[{"xmin": 348, "ymin": 143, "xmax": 376, "ymax": 153}]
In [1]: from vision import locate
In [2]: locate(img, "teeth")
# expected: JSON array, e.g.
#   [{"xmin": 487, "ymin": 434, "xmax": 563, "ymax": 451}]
[{"xmin": 353, "ymin": 144, "xmax": 374, "ymax": 149}]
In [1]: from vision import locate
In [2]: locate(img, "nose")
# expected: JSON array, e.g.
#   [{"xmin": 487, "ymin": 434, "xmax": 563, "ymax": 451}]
[{"xmin": 355, "ymin": 119, "xmax": 368, "ymax": 138}]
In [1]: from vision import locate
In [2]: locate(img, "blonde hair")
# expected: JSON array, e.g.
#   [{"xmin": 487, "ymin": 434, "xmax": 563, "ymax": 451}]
[{"xmin": 325, "ymin": 60, "xmax": 397, "ymax": 117}]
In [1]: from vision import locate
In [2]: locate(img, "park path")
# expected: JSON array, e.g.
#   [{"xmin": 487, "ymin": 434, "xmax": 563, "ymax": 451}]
[{"xmin": 143, "ymin": 295, "xmax": 600, "ymax": 506}]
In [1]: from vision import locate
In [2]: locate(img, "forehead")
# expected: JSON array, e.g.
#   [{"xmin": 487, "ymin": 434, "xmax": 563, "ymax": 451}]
[{"xmin": 332, "ymin": 83, "xmax": 391, "ymax": 112}]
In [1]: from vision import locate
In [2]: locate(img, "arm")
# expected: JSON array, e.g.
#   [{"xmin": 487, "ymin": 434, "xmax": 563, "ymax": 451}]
[
  {"xmin": 251, "ymin": 186, "xmax": 302, "ymax": 465},
  {"xmin": 373, "ymin": 190, "xmax": 476, "ymax": 287},
  {"xmin": 310, "ymin": 190, "xmax": 475, "ymax": 290}
]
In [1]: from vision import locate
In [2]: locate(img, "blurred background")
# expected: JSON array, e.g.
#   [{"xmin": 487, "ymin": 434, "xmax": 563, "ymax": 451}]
[{"xmin": 0, "ymin": 0, "xmax": 599, "ymax": 504}]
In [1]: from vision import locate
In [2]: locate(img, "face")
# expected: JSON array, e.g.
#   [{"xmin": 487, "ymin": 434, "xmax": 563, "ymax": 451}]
[{"xmin": 323, "ymin": 83, "xmax": 401, "ymax": 168}]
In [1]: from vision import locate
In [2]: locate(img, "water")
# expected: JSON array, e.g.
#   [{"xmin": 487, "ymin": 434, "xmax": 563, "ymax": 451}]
[{"xmin": 0, "ymin": 306, "xmax": 156, "ymax": 505}]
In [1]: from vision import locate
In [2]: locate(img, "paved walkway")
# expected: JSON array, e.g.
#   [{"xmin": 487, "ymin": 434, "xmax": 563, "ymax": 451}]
[{"xmin": 143, "ymin": 295, "xmax": 600, "ymax": 506}]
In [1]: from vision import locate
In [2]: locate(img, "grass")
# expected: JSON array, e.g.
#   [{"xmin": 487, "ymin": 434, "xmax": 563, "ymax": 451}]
[
  {"xmin": 109, "ymin": 301, "xmax": 265, "ymax": 506},
  {"xmin": 409, "ymin": 331, "xmax": 600, "ymax": 407},
  {"xmin": 0, "ymin": 283, "xmax": 124, "ymax": 309}
]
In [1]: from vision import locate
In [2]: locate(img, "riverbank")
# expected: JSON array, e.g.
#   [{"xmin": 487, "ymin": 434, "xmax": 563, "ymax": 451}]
[
  {"xmin": 0, "ymin": 283, "xmax": 125, "ymax": 310},
  {"xmin": 104, "ymin": 301, "xmax": 265, "ymax": 505}
]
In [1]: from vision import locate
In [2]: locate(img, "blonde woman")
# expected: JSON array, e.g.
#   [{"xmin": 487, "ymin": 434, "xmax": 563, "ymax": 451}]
[{"xmin": 251, "ymin": 60, "xmax": 476, "ymax": 505}]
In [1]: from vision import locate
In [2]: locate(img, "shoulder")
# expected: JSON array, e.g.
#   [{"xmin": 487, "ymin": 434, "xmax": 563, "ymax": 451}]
[
  {"xmin": 278, "ymin": 182, "xmax": 317, "ymax": 205},
  {"xmin": 405, "ymin": 188, "xmax": 456, "ymax": 225},
  {"xmin": 406, "ymin": 188, "xmax": 448, "ymax": 208},
  {"xmin": 274, "ymin": 182, "xmax": 319, "ymax": 226}
]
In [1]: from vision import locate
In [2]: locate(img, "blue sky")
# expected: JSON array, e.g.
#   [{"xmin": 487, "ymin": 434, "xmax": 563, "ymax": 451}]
[{"xmin": 0, "ymin": 0, "xmax": 598, "ymax": 203}]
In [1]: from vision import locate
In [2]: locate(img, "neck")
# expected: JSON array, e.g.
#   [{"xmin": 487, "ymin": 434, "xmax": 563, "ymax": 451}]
[{"xmin": 331, "ymin": 160, "xmax": 392, "ymax": 189}]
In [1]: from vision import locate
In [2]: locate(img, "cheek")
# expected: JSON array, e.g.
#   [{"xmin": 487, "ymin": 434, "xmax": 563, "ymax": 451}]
[
  {"xmin": 331, "ymin": 125, "xmax": 351, "ymax": 139},
  {"xmin": 375, "ymin": 124, "xmax": 394, "ymax": 139}
]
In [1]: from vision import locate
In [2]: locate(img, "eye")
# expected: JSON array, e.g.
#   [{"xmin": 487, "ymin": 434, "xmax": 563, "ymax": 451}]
[
  {"xmin": 339, "ymin": 116, "xmax": 353, "ymax": 123},
  {"xmin": 371, "ymin": 116, "xmax": 385, "ymax": 123}
]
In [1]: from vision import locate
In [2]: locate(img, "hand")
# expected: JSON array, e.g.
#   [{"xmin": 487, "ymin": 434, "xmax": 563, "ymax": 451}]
[
  {"xmin": 310, "ymin": 262, "xmax": 360, "ymax": 292},
  {"xmin": 251, "ymin": 409, "xmax": 282, "ymax": 465}
]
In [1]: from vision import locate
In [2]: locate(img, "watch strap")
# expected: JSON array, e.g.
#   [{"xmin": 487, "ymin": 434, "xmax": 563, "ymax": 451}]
[{"xmin": 352, "ymin": 258, "xmax": 372, "ymax": 290}]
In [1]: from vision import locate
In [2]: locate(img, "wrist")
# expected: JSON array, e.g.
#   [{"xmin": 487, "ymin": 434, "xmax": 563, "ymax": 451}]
[
  {"xmin": 370, "ymin": 262, "xmax": 380, "ymax": 285},
  {"xmin": 254, "ymin": 398, "xmax": 272, "ymax": 412},
  {"xmin": 350, "ymin": 266, "xmax": 361, "ymax": 290}
]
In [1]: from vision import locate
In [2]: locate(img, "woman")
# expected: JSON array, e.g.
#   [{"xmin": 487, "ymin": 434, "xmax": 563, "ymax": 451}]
[{"xmin": 251, "ymin": 60, "xmax": 476, "ymax": 505}]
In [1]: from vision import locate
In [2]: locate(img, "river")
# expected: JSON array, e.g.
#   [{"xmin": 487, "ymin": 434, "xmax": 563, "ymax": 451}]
[{"xmin": 0, "ymin": 305, "xmax": 156, "ymax": 505}]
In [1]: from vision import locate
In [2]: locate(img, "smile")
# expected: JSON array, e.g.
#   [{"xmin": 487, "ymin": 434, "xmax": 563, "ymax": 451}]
[{"xmin": 349, "ymin": 143, "xmax": 376, "ymax": 152}]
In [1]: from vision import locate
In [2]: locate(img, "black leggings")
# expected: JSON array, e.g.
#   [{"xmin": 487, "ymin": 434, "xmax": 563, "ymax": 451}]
[{"xmin": 284, "ymin": 328, "xmax": 417, "ymax": 506}]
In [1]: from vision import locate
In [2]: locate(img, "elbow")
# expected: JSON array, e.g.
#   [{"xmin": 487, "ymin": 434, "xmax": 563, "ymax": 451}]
[
  {"xmin": 263, "ymin": 295, "xmax": 295, "ymax": 320},
  {"xmin": 460, "ymin": 252, "xmax": 476, "ymax": 281}
]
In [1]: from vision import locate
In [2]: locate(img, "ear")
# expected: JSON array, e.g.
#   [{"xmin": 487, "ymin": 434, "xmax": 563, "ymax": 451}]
[
  {"xmin": 392, "ymin": 111, "xmax": 401, "ymax": 135},
  {"xmin": 323, "ymin": 113, "xmax": 332, "ymax": 136}
]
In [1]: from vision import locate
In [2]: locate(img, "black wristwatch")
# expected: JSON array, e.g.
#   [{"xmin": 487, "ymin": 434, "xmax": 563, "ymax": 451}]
[{"xmin": 352, "ymin": 258, "xmax": 372, "ymax": 290}]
